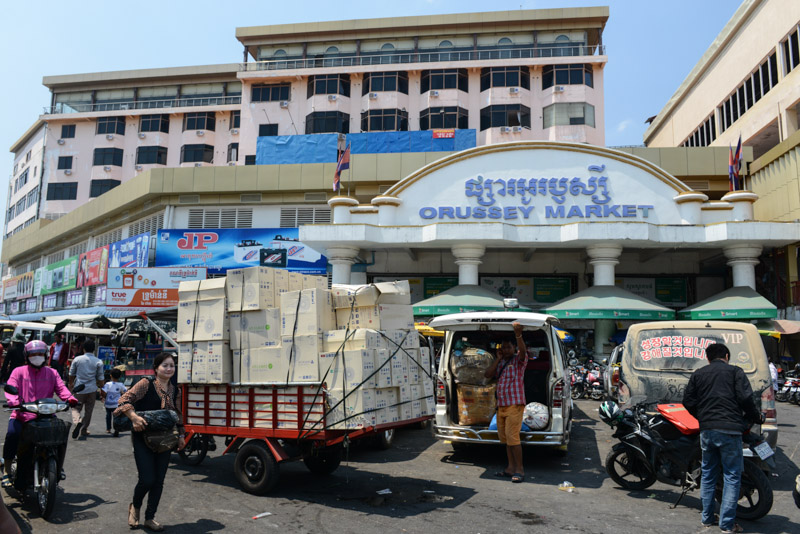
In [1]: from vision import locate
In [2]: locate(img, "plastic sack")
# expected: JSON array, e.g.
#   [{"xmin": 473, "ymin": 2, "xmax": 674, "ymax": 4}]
[
  {"xmin": 489, "ymin": 413, "xmax": 531, "ymax": 432},
  {"xmin": 452, "ymin": 347, "xmax": 495, "ymax": 385},
  {"xmin": 113, "ymin": 409, "xmax": 180, "ymax": 432},
  {"xmin": 523, "ymin": 402, "xmax": 549, "ymax": 430}
]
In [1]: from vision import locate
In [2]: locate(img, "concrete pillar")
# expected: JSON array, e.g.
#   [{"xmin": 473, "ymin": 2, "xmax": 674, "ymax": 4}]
[
  {"xmin": 451, "ymin": 244, "xmax": 485, "ymax": 286},
  {"xmin": 724, "ymin": 244, "xmax": 762, "ymax": 289},
  {"xmin": 586, "ymin": 244, "xmax": 622, "ymax": 286},
  {"xmin": 720, "ymin": 191, "xmax": 758, "ymax": 221},
  {"xmin": 327, "ymin": 197, "xmax": 359, "ymax": 224},
  {"xmin": 371, "ymin": 196, "xmax": 402, "ymax": 226},
  {"xmin": 673, "ymin": 191, "xmax": 708, "ymax": 224},
  {"xmin": 327, "ymin": 246, "xmax": 360, "ymax": 285}
]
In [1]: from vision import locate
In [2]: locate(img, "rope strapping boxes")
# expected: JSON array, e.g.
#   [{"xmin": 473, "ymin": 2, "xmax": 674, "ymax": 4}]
[{"xmin": 176, "ymin": 267, "xmax": 435, "ymax": 432}]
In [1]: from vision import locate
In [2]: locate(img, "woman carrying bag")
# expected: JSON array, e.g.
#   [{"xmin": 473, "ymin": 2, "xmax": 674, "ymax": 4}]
[{"xmin": 114, "ymin": 353, "xmax": 186, "ymax": 531}]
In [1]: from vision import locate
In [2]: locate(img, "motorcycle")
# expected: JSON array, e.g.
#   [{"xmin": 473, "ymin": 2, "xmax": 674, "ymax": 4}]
[
  {"xmin": 586, "ymin": 363, "xmax": 605, "ymax": 401},
  {"xmin": 2, "ymin": 383, "xmax": 79, "ymax": 520},
  {"xmin": 602, "ymin": 400, "xmax": 773, "ymax": 520},
  {"xmin": 569, "ymin": 360, "xmax": 586, "ymax": 400}
]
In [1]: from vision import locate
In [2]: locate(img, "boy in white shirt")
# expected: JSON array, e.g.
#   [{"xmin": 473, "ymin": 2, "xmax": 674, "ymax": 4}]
[{"xmin": 101, "ymin": 369, "xmax": 127, "ymax": 437}]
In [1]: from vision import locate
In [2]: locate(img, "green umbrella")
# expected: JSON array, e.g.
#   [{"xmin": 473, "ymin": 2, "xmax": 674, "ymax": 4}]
[
  {"xmin": 678, "ymin": 286, "xmax": 777, "ymax": 320},
  {"xmin": 542, "ymin": 285, "xmax": 675, "ymax": 320},
  {"xmin": 412, "ymin": 285, "xmax": 530, "ymax": 316}
]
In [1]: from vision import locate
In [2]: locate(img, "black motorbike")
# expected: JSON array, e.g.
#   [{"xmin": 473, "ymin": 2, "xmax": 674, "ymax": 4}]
[
  {"xmin": 3, "ymin": 383, "xmax": 78, "ymax": 520},
  {"xmin": 602, "ymin": 401, "xmax": 773, "ymax": 520}
]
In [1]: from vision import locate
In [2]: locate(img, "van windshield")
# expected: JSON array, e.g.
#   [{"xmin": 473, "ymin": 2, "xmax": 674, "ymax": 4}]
[{"xmin": 630, "ymin": 328, "xmax": 756, "ymax": 373}]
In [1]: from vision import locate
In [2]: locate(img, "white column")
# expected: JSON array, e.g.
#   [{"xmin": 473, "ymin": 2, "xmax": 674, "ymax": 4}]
[
  {"xmin": 451, "ymin": 244, "xmax": 485, "ymax": 286},
  {"xmin": 724, "ymin": 244, "xmax": 762, "ymax": 289},
  {"xmin": 587, "ymin": 244, "xmax": 622, "ymax": 286},
  {"xmin": 327, "ymin": 246, "xmax": 360, "ymax": 285}
]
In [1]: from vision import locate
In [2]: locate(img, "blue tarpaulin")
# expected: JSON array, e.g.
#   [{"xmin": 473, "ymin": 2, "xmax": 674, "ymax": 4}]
[{"xmin": 256, "ymin": 134, "xmax": 339, "ymax": 164}]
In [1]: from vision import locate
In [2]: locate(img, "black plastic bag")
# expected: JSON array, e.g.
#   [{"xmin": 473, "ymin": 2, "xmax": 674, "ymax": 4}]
[{"xmin": 113, "ymin": 409, "xmax": 179, "ymax": 432}]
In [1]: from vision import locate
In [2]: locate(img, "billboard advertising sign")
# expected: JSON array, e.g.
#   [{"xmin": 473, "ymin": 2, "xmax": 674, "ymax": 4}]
[
  {"xmin": 155, "ymin": 228, "xmax": 327, "ymax": 274},
  {"xmin": 41, "ymin": 256, "xmax": 79, "ymax": 295},
  {"xmin": 77, "ymin": 245, "xmax": 109, "ymax": 288},
  {"xmin": 2, "ymin": 271, "xmax": 34, "ymax": 301},
  {"xmin": 110, "ymin": 233, "xmax": 150, "ymax": 268},
  {"xmin": 65, "ymin": 289, "xmax": 84, "ymax": 307},
  {"xmin": 106, "ymin": 267, "xmax": 207, "ymax": 308}
]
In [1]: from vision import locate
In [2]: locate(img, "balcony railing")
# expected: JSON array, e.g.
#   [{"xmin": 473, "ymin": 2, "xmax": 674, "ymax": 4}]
[
  {"xmin": 242, "ymin": 44, "xmax": 606, "ymax": 72},
  {"xmin": 44, "ymin": 95, "xmax": 242, "ymax": 115}
]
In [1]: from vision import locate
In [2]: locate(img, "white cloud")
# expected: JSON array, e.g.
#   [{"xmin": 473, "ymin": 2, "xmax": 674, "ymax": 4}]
[{"xmin": 617, "ymin": 119, "xmax": 633, "ymax": 133}]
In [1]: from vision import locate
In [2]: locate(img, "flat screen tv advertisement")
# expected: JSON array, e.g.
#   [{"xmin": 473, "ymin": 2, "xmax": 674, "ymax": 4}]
[{"xmin": 155, "ymin": 228, "xmax": 327, "ymax": 275}]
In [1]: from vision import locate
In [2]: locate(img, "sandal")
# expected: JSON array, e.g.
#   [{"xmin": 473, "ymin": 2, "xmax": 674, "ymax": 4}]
[
  {"xmin": 1, "ymin": 475, "xmax": 11, "ymax": 488},
  {"xmin": 494, "ymin": 471, "xmax": 513, "ymax": 478},
  {"xmin": 511, "ymin": 473, "xmax": 524, "ymax": 483}
]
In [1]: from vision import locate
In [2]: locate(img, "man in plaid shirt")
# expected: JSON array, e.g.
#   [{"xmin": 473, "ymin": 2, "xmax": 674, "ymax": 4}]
[{"xmin": 485, "ymin": 321, "xmax": 529, "ymax": 483}]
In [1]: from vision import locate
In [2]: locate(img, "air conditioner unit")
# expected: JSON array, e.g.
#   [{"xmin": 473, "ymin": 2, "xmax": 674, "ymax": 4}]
[
  {"xmin": 500, "ymin": 127, "xmax": 511, "ymax": 133},
  {"xmin": 57, "ymin": 139, "xmax": 65, "ymax": 145},
  {"xmin": 509, "ymin": 87, "xmax": 520, "ymax": 94},
  {"xmin": 64, "ymin": 170, "xmax": 72, "ymax": 175},
  {"xmin": 279, "ymin": 101, "xmax": 289, "ymax": 108},
  {"xmin": 103, "ymin": 165, "xmax": 112, "ymax": 171},
  {"xmin": 135, "ymin": 165, "xmax": 143, "ymax": 171},
  {"xmin": 430, "ymin": 90, "xmax": 439, "ymax": 97},
  {"xmin": 554, "ymin": 85, "xmax": 565, "ymax": 92},
  {"xmin": 327, "ymin": 95, "xmax": 337, "ymax": 101},
  {"xmin": 231, "ymin": 128, "xmax": 239, "ymax": 134},
  {"xmin": 228, "ymin": 161, "xmax": 236, "ymax": 166},
  {"xmin": 368, "ymin": 92, "xmax": 378, "ymax": 99},
  {"xmin": 106, "ymin": 134, "xmax": 114, "ymax": 140},
  {"xmin": 512, "ymin": 126, "xmax": 523, "ymax": 133},
  {"xmin": 194, "ymin": 163, "xmax": 203, "ymax": 167},
  {"xmin": 196, "ymin": 130, "xmax": 205, "ymax": 136},
  {"xmin": 138, "ymin": 132, "xmax": 146, "ymax": 139}
]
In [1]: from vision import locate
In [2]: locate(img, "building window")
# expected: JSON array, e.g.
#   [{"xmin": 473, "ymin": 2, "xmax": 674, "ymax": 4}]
[
  {"xmin": 139, "ymin": 114, "xmax": 170, "ymax": 133},
  {"xmin": 782, "ymin": 26, "xmax": 800, "ymax": 74},
  {"xmin": 419, "ymin": 107, "xmax": 469, "ymax": 130},
  {"xmin": 57, "ymin": 156, "xmax": 73, "ymax": 170},
  {"xmin": 480, "ymin": 104, "xmax": 531, "ymax": 130},
  {"xmin": 227, "ymin": 143, "xmax": 239, "ymax": 162},
  {"xmin": 90, "ymin": 179, "xmax": 121, "ymax": 197},
  {"xmin": 93, "ymin": 148, "xmax": 124, "ymax": 167},
  {"xmin": 46, "ymin": 182, "xmax": 78, "ymax": 201},
  {"xmin": 26, "ymin": 187, "xmax": 38, "ymax": 208},
  {"xmin": 183, "ymin": 112, "xmax": 216, "ymax": 131},
  {"xmin": 61, "ymin": 124, "xmax": 76, "ymax": 138},
  {"xmin": 96, "ymin": 117, "xmax": 126, "ymax": 135},
  {"xmin": 361, "ymin": 109, "xmax": 409, "ymax": 132},
  {"xmin": 542, "ymin": 64, "xmax": 593, "ymax": 89},
  {"xmin": 307, "ymin": 75, "xmax": 351, "ymax": 98},
  {"xmin": 17, "ymin": 169, "xmax": 29, "ymax": 189},
  {"xmin": 542, "ymin": 102, "xmax": 595, "ymax": 128},
  {"xmin": 136, "ymin": 146, "xmax": 168, "ymax": 165},
  {"xmin": 362, "ymin": 72, "xmax": 409, "ymax": 95},
  {"xmin": 480, "ymin": 67, "xmax": 530, "ymax": 91},
  {"xmin": 252, "ymin": 84, "xmax": 291, "ymax": 102},
  {"xmin": 26, "ymin": 151, "xmax": 31, "ymax": 162},
  {"xmin": 682, "ymin": 113, "xmax": 717, "ymax": 147},
  {"xmin": 245, "ymin": 155, "xmax": 256, "ymax": 166},
  {"xmin": 719, "ymin": 52, "xmax": 779, "ymax": 133},
  {"xmin": 305, "ymin": 111, "xmax": 350, "ymax": 134},
  {"xmin": 180, "ymin": 144, "xmax": 214, "ymax": 163},
  {"xmin": 231, "ymin": 111, "xmax": 240, "ymax": 129},
  {"xmin": 420, "ymin": 69, "xmax": 469, "ymax": 93},
  {"xmin": 258, "ymin": 124, "xmax": 278, "ymax": 136}
]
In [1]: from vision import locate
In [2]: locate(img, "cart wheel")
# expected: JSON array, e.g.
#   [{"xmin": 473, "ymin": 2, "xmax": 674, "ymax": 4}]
[
  {"xmin": 303, "ymin": 445, "xmax": 342, "ymax": 475},
  {"xmin": 178, "ymin": 435, "xmax": 209, "ymax": 466},
  {"xmin": 233, "ymin": 441, "xmax": 279, "ymax": 495},
  {"xmin": 375, "ymin": 428, "xmax": 395, "ymax": 450}
]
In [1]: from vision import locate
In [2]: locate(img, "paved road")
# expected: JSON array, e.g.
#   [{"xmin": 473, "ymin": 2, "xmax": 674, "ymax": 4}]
[{"xmin": 7, "ymin": 399, "xmax": 800, "ymax": 533}]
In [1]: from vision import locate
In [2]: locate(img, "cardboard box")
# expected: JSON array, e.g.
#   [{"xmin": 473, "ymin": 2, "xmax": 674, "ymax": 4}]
[
  {"xmin": 374, "ymin": 387, "xmax": 398, "ymax": 409},
  {"xmin": 385, "ymin": 329, "xmax": 420, "ymax": 351},
  {"xmin": 177, "ymin": 342, "xmax": 195, "ymax": 383},
  {"xmin": 391, "ymin": 350, "xmax": 408, "ymax": 386},
  {"xmin": 331, "ymin": 280, "xmax": 411, "ymax": 309},
  {"xmin": 229, "ymin": 308, "xmax": 281, "ymax": 350},
  {"xmin": 457, "ymin": 384, "xmax": 497, "ymax": 426},
  {"xmin": 273, "ymin": 269, "xmax": 290, "ymax": 298},
  {"xmin": 303, "ymin": 274, "xmax": 328, "ymax": 292},
  {"xmin": 242, "ymin": 346, "xmax": 287, "ymax": 384},
  {"xmin": 377, "ymin": 406, "xmax": 400, "ymax": 425},
  {"xmin": 335, "ymin": 304, "xmax": 414, "ymax": 331},
  {"xmin": 284, "ymin": 335, "xmax": 323, "ymax": 383},
  {"xmin": 322, "ymin": 329, "xmax": 383, "ymax": 352},
  {"xmin": 177, "ymin": 279, "xmax": 229, "ymax": 342},
  {"xmin": 375, "ymin": 349, "xmax": 392, "ymax": 388},
  {"xmin": 325, "ymin": 349, "xmax": 376, "ymax": 389},
  {"xmin": 288, "ymin": 271, "xmax": 304, "ymax": 292},
  {"xmin": 195, "ymin": 340, "xmax": 232, "ymax": 384},
  {"xmin": 406, "ymin": 348, "xmax": 421, "ymax": 385},
  {"xmin": 281, "ymin": 289, "xmax": 335, "ymax": 336},
  {"xmin": 226, "ymin": 267, "xmax": 276, "ymax": 312},
  {"xmin": 328, "ymin": 389, "xmax": 377, "ymax": 429}
]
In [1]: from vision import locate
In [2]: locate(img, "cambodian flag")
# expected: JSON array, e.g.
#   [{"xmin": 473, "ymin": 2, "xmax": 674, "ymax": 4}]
[
  {"xmin": 728, "ymin": 134, "xmax": 743, "ymax": 191},
  {"xmin": 333, "ymin": 144, "xmax": 350, "ymax": 192}
]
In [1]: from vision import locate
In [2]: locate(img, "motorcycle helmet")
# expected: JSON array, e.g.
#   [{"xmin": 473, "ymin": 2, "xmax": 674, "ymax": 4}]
[
  {"xmin": 24, "ymin": 340, "xmax": 48, "ymax": 369},
  {"xmin": 599, "ymin": 400, "xmax": 622, "ymax": 426}
]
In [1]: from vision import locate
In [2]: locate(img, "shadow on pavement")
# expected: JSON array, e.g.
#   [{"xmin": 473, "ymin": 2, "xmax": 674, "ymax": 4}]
[
  {"xmin": 159, "ymin": 518, "xmax": 226, "ymax": 533},
  {"xmin": 4, "ymin": 489, "xmax": 106, "ymax": 530}
]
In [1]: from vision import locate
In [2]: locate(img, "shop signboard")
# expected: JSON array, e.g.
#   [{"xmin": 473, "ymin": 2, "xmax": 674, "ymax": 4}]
[
  {"xmin": 65, "ymin": 289, "xmax": 84, "ymax": 307},
  {"xmin": 480, "ymin": 277, "xmax": 534, "ymax": 303},
  {"xmin": 9, "ymin": 301, "xmax": 19, "ymax": 315},
  {"xmin": 33, "ymin": 268, "xmax": 43, "ymax": 297},
  {"xmin": 533, "ymin": 278, "xmax": 572, "ymax": 304},
  {"xmin": 372, "ymin": 277, "xmax": 424, "ymax": 303},
  {"xmin": 25, "ymin": 298, "xmax": 37, "ymax": 313},
  {"xmin": 155, "ymin": 228, "xmax": 327, "ymax": 275},
  {"xmin": 77, "ymin": 245, "xmax": 109, "ymax": 288},
  {"xmin": 3, "ymin": 271, "xmax": 35, "ymax": 301},
  {"xmin": 110, "ymin": 233, "xmax": 150, "ymax": 268},
  {"xmin": 432, "ymin": 129, "xmax": 455, "ymax": 139},
  {"xmin": 106, "ymin": 267, "xmax": 207, "ymax": 308},
  {"xmin": 423, "ymin": 277, "xmax": 458, "ymax": 299},
  {"xmin": 42, "ymin": 294, "xmax": 58, "ymax": 310},
  {"xmin": 94, "ymin": 285, "xmax": 107, "ymax": 304},
  {"xmin": 616, "ymin": 277, "xmax": 687, "ymax": 307},
  {"xmin": 40, "ymin": 256, "xmax": 79, "ymax": 295},
  {"xmin": 97, "ymin": 346, "xmax": 115, "ymax": 370}
]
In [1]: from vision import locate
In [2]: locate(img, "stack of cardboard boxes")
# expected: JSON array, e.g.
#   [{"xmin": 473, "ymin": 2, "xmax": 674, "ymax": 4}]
[{"xmin": 177, "ymin": 267, "xmax": 435, "ymax": 431}]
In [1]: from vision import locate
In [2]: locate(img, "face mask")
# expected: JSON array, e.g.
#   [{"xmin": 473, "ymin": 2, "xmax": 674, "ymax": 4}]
[{"xmin": 28, "ymin": 356, "xmax": 45, "ymax": 367}]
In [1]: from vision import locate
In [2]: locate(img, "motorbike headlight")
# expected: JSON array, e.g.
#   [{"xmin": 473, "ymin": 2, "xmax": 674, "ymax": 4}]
[
  {"xmin": 56, "ymin": 402, "xmax": 68, "ymax": 411},
  {"xmin": 22, "ymin": 403, "xmax": 39, "ymax": 413},
  {"xmin": 35, "ymin": 403, "xmax": 58, "ymax": 415}
]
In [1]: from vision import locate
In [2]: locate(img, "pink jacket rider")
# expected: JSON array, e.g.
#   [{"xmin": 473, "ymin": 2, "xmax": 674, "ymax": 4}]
[{"xmin": 5, "ymin": 365, "xmax": 75, "ymax": 423}]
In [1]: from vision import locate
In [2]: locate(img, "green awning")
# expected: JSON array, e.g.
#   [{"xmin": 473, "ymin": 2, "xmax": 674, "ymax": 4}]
[
  {"xmin": 412, "ymin": 285, "xmax": 530, "ymax": 316},
  {"xmin": 542, "ymin": 285, "xmax": 675, "ymax": 320},
  {"xmin": 678, "ymin": 286, "xmax": 777, "ymax": 320}
]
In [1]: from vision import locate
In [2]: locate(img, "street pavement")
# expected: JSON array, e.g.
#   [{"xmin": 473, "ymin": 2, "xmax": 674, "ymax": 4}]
[{"xmin": 6, "ymin": 399, "xmax": 800, "ymax": 533}]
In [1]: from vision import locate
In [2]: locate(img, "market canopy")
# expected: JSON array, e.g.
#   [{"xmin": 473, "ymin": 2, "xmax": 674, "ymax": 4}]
[
  {"xmin": 542, "ymin": 285, "xmax": 675, "ymax": 320},
  {"xmin": 412, "ymin": 285, "xmax": 530, "ymax": 316},
  {"xmin": 678, "ymin": 286, "xmax": 777, "ymax": 320}
]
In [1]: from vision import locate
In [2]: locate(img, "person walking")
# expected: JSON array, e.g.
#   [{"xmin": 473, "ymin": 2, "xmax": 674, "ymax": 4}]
[
  {"xmin": 115, "ymin": 353, "xmax": 185, "ymax": 531},
  {"xmin": 101, "ymin": 368, "xmax": 127, "ymax": 436},
  {"xmin": 0, "ymin": 335, "xmax": 27, "ymax": 384},
  {"xmin": 68, "ymin": 339, "xmax": 104, "ymax": 439},
  {"xmin": 484, "ymin": 321, "xmax": 529, "ymax": 483},
  {"xmin": 48, "ymin": 332, "xmax": 68, "ymax": 379},
  {"xmin": 683, "ymin": 343, "xmax": 764, "ymax": 534}
]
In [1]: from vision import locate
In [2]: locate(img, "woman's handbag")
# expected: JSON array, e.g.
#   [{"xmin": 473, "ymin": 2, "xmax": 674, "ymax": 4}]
[{"xmin": 142, "ymin": 428, "xmax": 180, "ymax": 453}]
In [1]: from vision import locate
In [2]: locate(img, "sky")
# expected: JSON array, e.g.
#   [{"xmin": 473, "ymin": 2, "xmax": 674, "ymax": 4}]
[{"xmin": 0, "ymin": 0, "xmax": 742, "ymax": 256}]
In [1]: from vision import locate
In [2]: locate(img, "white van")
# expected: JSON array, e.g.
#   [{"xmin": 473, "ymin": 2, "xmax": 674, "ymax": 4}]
[{"xmin": 429, "ymin": 312, "xmax": 572, "ymax": 452}]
